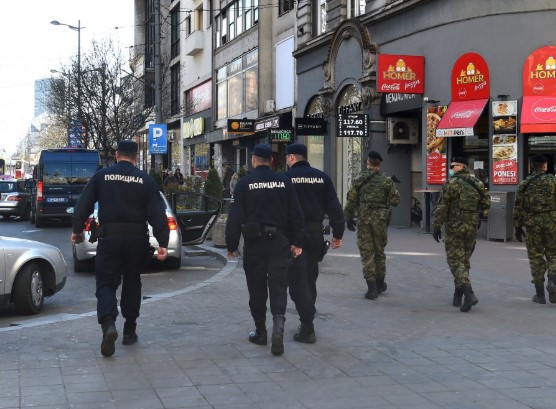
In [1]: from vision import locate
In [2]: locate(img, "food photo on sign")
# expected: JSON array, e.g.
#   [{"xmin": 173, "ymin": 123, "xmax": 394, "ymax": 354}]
[
  {"xmin": 491, "ymin": 100, "xmax": 518, "ymax": 185},
  {"xmin": 426, "ymin": 106, "xmax": 448, "ymax": 185}
]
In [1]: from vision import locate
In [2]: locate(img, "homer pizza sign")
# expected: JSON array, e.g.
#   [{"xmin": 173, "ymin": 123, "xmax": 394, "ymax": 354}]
[{"xmin": 377, "ymin": 54, "xmax": 425, "ymax": 94}]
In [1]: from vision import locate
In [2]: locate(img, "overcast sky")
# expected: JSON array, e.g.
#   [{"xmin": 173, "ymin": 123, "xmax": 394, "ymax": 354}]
[{"xmin": 0, "ymin": 1, "xmax": 134, "ymax": 156}]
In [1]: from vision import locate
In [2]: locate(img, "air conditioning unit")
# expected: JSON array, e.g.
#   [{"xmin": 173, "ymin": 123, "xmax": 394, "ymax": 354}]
[
  {"xmin": 387, "ymin": 117, "xmax": 418, "ymax": 144},
  {"xmin": 265, "ymin": 99, "xmax": 276, "ymax": 113}
]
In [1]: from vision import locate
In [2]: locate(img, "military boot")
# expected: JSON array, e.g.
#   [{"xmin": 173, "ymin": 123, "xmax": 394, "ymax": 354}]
[
  {"xmin": 100, "ymin": 317, "xmax": 118, "ymax": 357},
  {"xmin": 546, "ymin": 277, "xmax": 556, "ymax": 303},
  {"xmin": 365, "ymin": 280, "xmax": 378, "ymax": 300},
  {"xmin": 248, "ymin": 320, "xmax": 267, "ymax": 345},
  {"xmin": 376, "ymin": 277, "xmax": 387, "ymax": 294},
  {"xmin": 293, "ymin": 321, "xmax": 316, "ymax": 344},
  {"xmin": 271, "ymin": 314, "xmax": 285, "ymax": 355},
  {"xmin": 460, "ymin": 284, "xmax": 478, "ymax": 312},
  {"xmin": 122, "ymin": 321, "xmax": 138, "ymax": 345},
  {"xmin": 533, "ymin": 283, "xmax": 546, "ymax": 304},
  {"xmin": 452, "ymin": 287, "xmax": 464, "ymax": 307}
]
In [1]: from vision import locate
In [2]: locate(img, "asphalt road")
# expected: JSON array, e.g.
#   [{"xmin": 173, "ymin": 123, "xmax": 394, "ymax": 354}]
[{"xmin": 0, "ymin": 217, "xmax": 224, "ymax": 328}]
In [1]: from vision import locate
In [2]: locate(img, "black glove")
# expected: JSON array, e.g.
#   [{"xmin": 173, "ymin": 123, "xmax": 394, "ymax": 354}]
[
  {"xmin": 432, "ymin": 227, "xmax": 442, "ymax": 243},
  {"xmin": 347, "ymin": 219, "xmax": 356, "ymax": 232},
  {"xmin": 515, "ymin": 226, "xmax": 525, "ymax": 242}
]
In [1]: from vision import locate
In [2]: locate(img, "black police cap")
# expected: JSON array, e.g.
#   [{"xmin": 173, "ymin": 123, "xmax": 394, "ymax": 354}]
[
  {"xmin": 532, "ymin": 154, "xmax": 548, "ymax": 164},
  {"xmin": 451, "ymin": 156, "xmax": 469, "ymax": 166},
  {"xmin": 286, "ymin": 143, "xmax": 308, "ymax": 157},
  {"xmin": 252, "ymin": 144, "xmax": 272, "ymax": 159},
  {"xmin": 367, "ymin": 151, "xmax": 383, "ymax": 161},
  {"xmin": 117, "ymin": 140, "xmax": 138, "ymax": 154}
]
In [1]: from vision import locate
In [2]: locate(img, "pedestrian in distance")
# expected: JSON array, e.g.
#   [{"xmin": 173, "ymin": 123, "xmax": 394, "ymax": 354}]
[
  {"xmin": 174, "ymin": 167, "xmax": 184, "ymax": 185},
  {"xmin": 222, "ymin": 163, "xmax": 234, "ymax": 198},
  {"xmin": 433, "ymin": 157, "xmax": 490, "ymax": 312},
  {"xmin": 344, "ymin": 151, "xmax": 400, "ymax": 300},
  {"xmin": 225, "ymin": 144, "xmax": 305, "ymax": 356},
  {"xmin": 284, "ymin": 143, "xmax": 345, "ymax": 343},
  {"xmin": 513, "ymin": 154, "xmax": 556, "ymax": 304},
  {"xmin": 71, "ymin": 140, "xmax": 169, "ymax": 357},
  {"xmin": 229, "ymin": 172, "xmax": 239, "ymax": 198}
]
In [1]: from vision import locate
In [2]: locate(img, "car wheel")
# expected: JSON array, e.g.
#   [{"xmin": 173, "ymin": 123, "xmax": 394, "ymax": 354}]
[
  {"xmin": 164, "ymin": 254, "xmax": 182, "ymax": 270},
  {"xmin": 22, "ymin": 206, "xmax": 31, "ymax": 221},
  {"xmin": 73, "ymin": 254, "xmax": 95, "ymax": 273},
  {"xmin": 13, "ymin": 262, "xmax": 44, "ymax": 315}
]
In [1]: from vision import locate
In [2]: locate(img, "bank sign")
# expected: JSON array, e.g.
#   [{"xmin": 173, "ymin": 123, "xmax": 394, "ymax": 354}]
[
  {"xmin": 149, "ymin": 124, "xmax": 168, "ymax": 154},
  {"xmin": 377, "ymin": 54, "xmax": 425, "ymax": 94}
]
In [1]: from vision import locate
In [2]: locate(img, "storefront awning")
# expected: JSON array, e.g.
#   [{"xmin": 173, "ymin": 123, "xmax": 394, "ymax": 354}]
[
  {"xmin": 520, "ymin": 96, "xmax": 556, "ymax": 133},
  {"xmin": 436, "ymin": 99, "xmax": 489, "ymax": 137}
]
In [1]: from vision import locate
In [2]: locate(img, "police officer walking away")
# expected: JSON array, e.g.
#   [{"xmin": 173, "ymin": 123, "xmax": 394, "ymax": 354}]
[
  {"xmin": 513, "ymin": 154, "xmax": 556, "ymax": 304},
  {"xmin": 345, "ymin": 151, "xmax": 400, "ymax": 300},
  {"xmin": 433, "ymin": 157, "xmax": 490, "ymax": 312},
  {"xmin": 225, "ymin": 144, "xmax": 304, "ymax": 355},
  {"xmin": 284, "ymin": 143, "xmax": 345, "ymax": 343},
  {"xmin": 71, "ymin": 140, "xmax": 169, "ymax": 357}
]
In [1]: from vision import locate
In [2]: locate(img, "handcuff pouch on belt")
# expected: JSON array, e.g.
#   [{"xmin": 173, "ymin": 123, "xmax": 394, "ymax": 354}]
[
  {"xmin": 241, "ymin": 221, "xmax": 263, "ymax": 241},
  {"xmin": 318, "ymin": 240, "xmax": 331, "ymax": 262}
]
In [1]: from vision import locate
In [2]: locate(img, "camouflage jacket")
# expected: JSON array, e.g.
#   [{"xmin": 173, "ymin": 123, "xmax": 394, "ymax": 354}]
[
  {"xmin": 433, "ymin": 168, "xmax": 490, "ymax": 230},
  {"xmin": 344, "ymin": 169, "xmax": 400, "ymax": 221},
  {"xmin": 513, "ymin": 170, "xmax": 556, "ymax": 227}
]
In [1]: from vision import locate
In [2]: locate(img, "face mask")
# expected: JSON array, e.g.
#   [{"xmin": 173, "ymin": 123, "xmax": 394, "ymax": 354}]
[{"xmin": 448, "ymin": 169, "xmax": 455, "ymax": 177}]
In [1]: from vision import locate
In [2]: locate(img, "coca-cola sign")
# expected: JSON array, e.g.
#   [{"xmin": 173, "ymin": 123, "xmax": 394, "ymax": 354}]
[
  {"xmin": 377, "ymin": 54, "xmax": 425, "ymax": 94},
  {"xmin": 436, "ymin": 98, "xmax": 488, "ymax": 137},
  {"xmin": 530, "ymin": 97, "xmax": 556, "ymax": 122}
]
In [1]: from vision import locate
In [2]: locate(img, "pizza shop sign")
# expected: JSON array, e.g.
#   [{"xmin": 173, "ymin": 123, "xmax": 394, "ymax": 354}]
[
  {"xmin": 377, "ymin": 54, "xmax": 425, "ymax": 94},
  {"xmin": 451, "ymin": 52, "xmax": 490, "ymax": 101}
]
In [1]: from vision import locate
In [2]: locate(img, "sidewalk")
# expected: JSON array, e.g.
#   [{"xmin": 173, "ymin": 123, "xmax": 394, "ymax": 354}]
[{"xmin": 2, "ymin": 227, "xmax": 556, "ymax": 409}]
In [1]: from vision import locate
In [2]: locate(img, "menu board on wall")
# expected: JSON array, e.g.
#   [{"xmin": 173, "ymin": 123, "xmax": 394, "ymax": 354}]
[
  {"xmin": 491, "ymin": 100, "xmax": 518, "ymax": 184},
  {"xmin": 426, "ymin": 106, "xmax": 448, "ymax": 184}
]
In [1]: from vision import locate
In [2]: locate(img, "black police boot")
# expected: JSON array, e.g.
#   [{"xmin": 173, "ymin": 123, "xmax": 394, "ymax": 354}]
[
  {"xmin": 248, "ymin": 320, "xmax": 267, "ymax": 346},
  {"xmin": 122, "ymin": 321, "xmax": 138, "ymax": 345},
  {"xmin": 452, "ymin": 287, "xmax": 464, "ymax": 307},
  {"xmin": 365, "ymin": 280, "xmax": 378, "ymax": 300},
  {"xmin": 460, "ymin": 285, "xmax": 478, "ymax": 312},
  {"xmin": 376, "ymin": 277, "xmax": 387, "ymax": 294},
  {"xmin": 100, "ymin": 317, "xmax": 118, "ymax": 357},
  {"xmin": 293, "ymin": 321, "xmax": 316, "ymax": 344},
  {"xmin": 533, "ymin": 283, "xmax": 546, "ymax": 304},
  {"xmin": 271, "ymin": 314, "xmax": 285, "ymax": 356},
  {"xmin": 546, "ymin": 277, "xmax": 556, "ymax": 303}
]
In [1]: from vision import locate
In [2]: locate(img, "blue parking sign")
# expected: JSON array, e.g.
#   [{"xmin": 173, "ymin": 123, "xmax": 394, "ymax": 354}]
[{"xmin": 149, "ymin": 124, "xmax": 168, "ymax": 154}]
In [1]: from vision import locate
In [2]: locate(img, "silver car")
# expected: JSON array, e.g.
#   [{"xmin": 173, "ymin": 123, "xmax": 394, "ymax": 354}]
[
  {"xmin": 72, "ymin": 191, "xmax": 221, "ymax": 272},
  {"xmin": 0, "ymin": 236, "xmax": 67, "ymax": 314}
]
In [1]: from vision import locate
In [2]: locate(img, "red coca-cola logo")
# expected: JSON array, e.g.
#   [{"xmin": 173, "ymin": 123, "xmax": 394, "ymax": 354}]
[
  {"xmin": 533, "ymin": 83, "xmax": 545, "ymax": 94},
  {"xmin": 530, "ymin": 98, "xmax": 556, "ymax": 122},
  {"xmin": 458, "ymin": 88, "xmax": 467, "ymax": 98},
  {"xmin": 451, "ymin": 110, "xmax": 474, "ymax": 119},
  {"xmin": 381, "ymin": 83, "xmax": 401, "ymax": 91}
]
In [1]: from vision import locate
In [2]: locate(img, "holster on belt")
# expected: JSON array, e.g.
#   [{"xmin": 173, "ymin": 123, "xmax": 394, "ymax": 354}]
[
  {"xmin": 88, "ymin": 218, "xmax": 99, "ymax": 243},
  {"xmin": 241, "ymin": 221, "xmax": 262, "ymax": 241},
  {"xmin": 318, "ymin": 240, "xmax": 331, "ymax": 262}
]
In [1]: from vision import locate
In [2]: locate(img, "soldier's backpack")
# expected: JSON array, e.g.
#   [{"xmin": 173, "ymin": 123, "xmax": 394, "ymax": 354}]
[
  {"xmin": 524, "ymin": 173, "xmax": 556, "ymax": 212},
  {"xmin": 453, "ymin": 176, "xmax": 483, "ymax": 214}
]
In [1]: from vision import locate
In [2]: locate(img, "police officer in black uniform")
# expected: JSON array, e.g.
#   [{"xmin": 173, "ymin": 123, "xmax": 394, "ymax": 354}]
[
  {"xmin": 284, "ymin": 143, "xmax": 345, "ymax": 343},
  {"xmin": 71, "ymin": 140, "xmax": 169, "ymax": 357},
  {"xmin": 225, "ymin": 144, "xmax": 304, "ymax": 356}
]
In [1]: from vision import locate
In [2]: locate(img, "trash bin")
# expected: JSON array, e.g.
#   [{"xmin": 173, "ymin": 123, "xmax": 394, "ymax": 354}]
[{"xmin": 487, "ymin": 191, "xmax": 515, "ymax": 242}]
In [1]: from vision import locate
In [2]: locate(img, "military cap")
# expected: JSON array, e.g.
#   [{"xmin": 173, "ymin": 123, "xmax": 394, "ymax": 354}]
[
  {"xmin": 367, "ymin": 151, "xmax": 383, "ymax": 161},
  {"xmin": 532, "ymin": 154, "xmax": 548, "ymax": 164},
  {"xmin": 117, "ymin": 140, "xmax": 138, "ymax": 153},
  {"xmin": 451, "ymin": 156, "xmax": 469, "ymax": 166},
  {"xmin": 252, "ymin": 144, "xmax": 272, "ymax": 159},
  {"xmin": 286, "ymin": 143, "xmax": 308, "ymax": 157}
]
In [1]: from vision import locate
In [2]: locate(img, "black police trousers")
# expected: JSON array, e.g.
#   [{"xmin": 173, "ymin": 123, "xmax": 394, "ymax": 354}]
[
  {"xmin": 242, "ymin": 232, "xmax": 291, "ymax": 322},
  {"xmin": 95, "ymin": 234, "xmax": 150, "ymax": 324},
  {"xmin": 303, "ymin": 230, "xmax": 325, "ymax": 305},
  {"xmin": 288, "ymin": 252, "xmax": 315, "ymax": 323}
]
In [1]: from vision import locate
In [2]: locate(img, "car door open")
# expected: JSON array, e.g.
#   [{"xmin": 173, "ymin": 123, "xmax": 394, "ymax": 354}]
[{"xmin": 171, "ymin": 192, "xmax": 222, "ymax": 245}]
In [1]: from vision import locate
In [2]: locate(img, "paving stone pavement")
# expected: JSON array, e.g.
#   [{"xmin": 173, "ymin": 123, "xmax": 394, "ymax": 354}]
[{"xmin": 1, "ymin": 226, "xmax": 556, "ymax": 409}]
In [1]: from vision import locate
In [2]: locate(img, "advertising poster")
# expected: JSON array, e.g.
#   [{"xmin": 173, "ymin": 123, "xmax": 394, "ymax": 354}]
[
  {"xmin": 492, "ymin": 100, "xmax": 518, "ymax": 184},
  {"xmin": 426, "ymin": 106, "xmax": 448, "ymax": 184}
]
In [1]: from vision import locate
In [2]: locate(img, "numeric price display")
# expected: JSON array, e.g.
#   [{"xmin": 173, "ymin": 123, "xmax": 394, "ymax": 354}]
[{"xmin": 337, "ymin": 113, "xmax": 369, "ymax": 137}]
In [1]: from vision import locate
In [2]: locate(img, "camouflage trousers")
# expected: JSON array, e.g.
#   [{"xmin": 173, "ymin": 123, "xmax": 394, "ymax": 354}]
[
  {"xmin": 356, "ymin": 219, "xmax": 388, "ymax": 281},
  {"xmin": 444, "ymin": 224, "xmax": 477, "ymax": 288},
  {"xmin": 524, "ymin": 219, "xmax": 556, "ymax": 284}
]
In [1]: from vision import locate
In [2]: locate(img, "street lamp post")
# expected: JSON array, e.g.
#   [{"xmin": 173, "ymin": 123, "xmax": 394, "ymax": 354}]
[{"xmin": 50, "ymin": 19, "xmax": 85, "ymax": 145}]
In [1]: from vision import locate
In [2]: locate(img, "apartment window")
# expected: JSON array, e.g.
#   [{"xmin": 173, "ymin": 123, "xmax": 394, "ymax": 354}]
[
  {"xmin": 279, "ymin": 0, "xmax": 294, "ymax": 15},
  {"xmin": 215, "ymin": 15, "xmax": 221, "ymax": 48},
  {"xmin": 216, "ymin": 0, "xmax": 258, "ymax": 47},
  {"xmin": 185, "ymin": 15, "xmax": 192, "ymax": 37},
  {"xmin": 170, "ymin": 5, "xmax": 180, "ymax": 59},
  {"xmin": 145, "ymin": 0, "xmax": 155, "ymax": 70},
  {"xmin": 171, "ymin": 63, "xmax": 180, "ymax": 115},
  {"xmin": 348, "ymin": 0, "xmax": 366, "ymax": 18},
  {"xmin": 228, "ymin": 3, "xmax": 236, "ymax": 41},
  {"xmin": 236, "ymin": 0, "xmax": 243, "ymax": 36},
  {"xmin": 317, "ymin": 0, "xmax": 326, "ymax": 34},
  {"xmin": 196, "ymin": 5, "xmax": 203, "ymax": 30}
]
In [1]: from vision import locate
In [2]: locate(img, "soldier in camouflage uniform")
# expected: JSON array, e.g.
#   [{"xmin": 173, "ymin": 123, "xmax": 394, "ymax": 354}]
[
  {"xmin": 513, "ymin": 154, "xmax": 556, "ymax": 304},
  {"xmin": 344, "ymin": 151, "xmax": 400, "ymax": 300},
  {"xmin": 433, "ymin": 157, "xmax": 490, "ymax": 312}
]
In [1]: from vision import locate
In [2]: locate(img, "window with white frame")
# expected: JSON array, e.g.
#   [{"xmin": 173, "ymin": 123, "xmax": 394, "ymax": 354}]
[
  {"xmin": 216, "ymin": 0, "xmax": 258, "ymax": 47},
  {"xmin": 348, "ymin": 0, "xmax": 366, "ymax": 18},
  {"xmin": 319, "ymin": 0, "xmax": 327, "ymax": 34}
]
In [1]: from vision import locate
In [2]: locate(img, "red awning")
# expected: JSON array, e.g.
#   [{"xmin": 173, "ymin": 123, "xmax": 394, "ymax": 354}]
[
  {"xmin": 520, "ymin": 96, "xmax": 556, "ymax": 133},
  {"xmin": 436, "ymin": 99, "xmax": 489, "ymax": 137}
]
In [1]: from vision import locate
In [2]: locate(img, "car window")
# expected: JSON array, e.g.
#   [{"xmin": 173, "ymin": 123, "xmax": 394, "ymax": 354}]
[
  {"xmin": 72, "ymin": 163, "xmax": 99, "ymax": 184},
  {"xmin": 43, "ymin": 163, "xmax": 71, "ymax": 185},
  {"xmin": 0, "ymin": 182, "xmax": 17, "ymax": 192}
]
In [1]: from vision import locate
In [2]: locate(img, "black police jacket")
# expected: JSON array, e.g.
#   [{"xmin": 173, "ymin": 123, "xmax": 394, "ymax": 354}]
[
  {"xmin": 285, "ymin": 161, "xmax": 345, "ymax": 240},
  {"xmin": 72, "ymin": 161, "xmax": 170, "ymax": 247},
  {"xmin": 225, "ymin": 165, "xmax": 304, "ymax": 252}
]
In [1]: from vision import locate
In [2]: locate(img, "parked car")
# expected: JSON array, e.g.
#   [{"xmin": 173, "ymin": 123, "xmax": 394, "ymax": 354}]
[
  {"xmin": 72, "ymin": 191, "xmax": 221, "ymax": 272},
  {"xmin": 0, "ymin": 236, "xmax": 67, "ymax": 314},
  {"xmin": 0, "ymin": 179, "xmax": 33, "ymax": 220}
]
